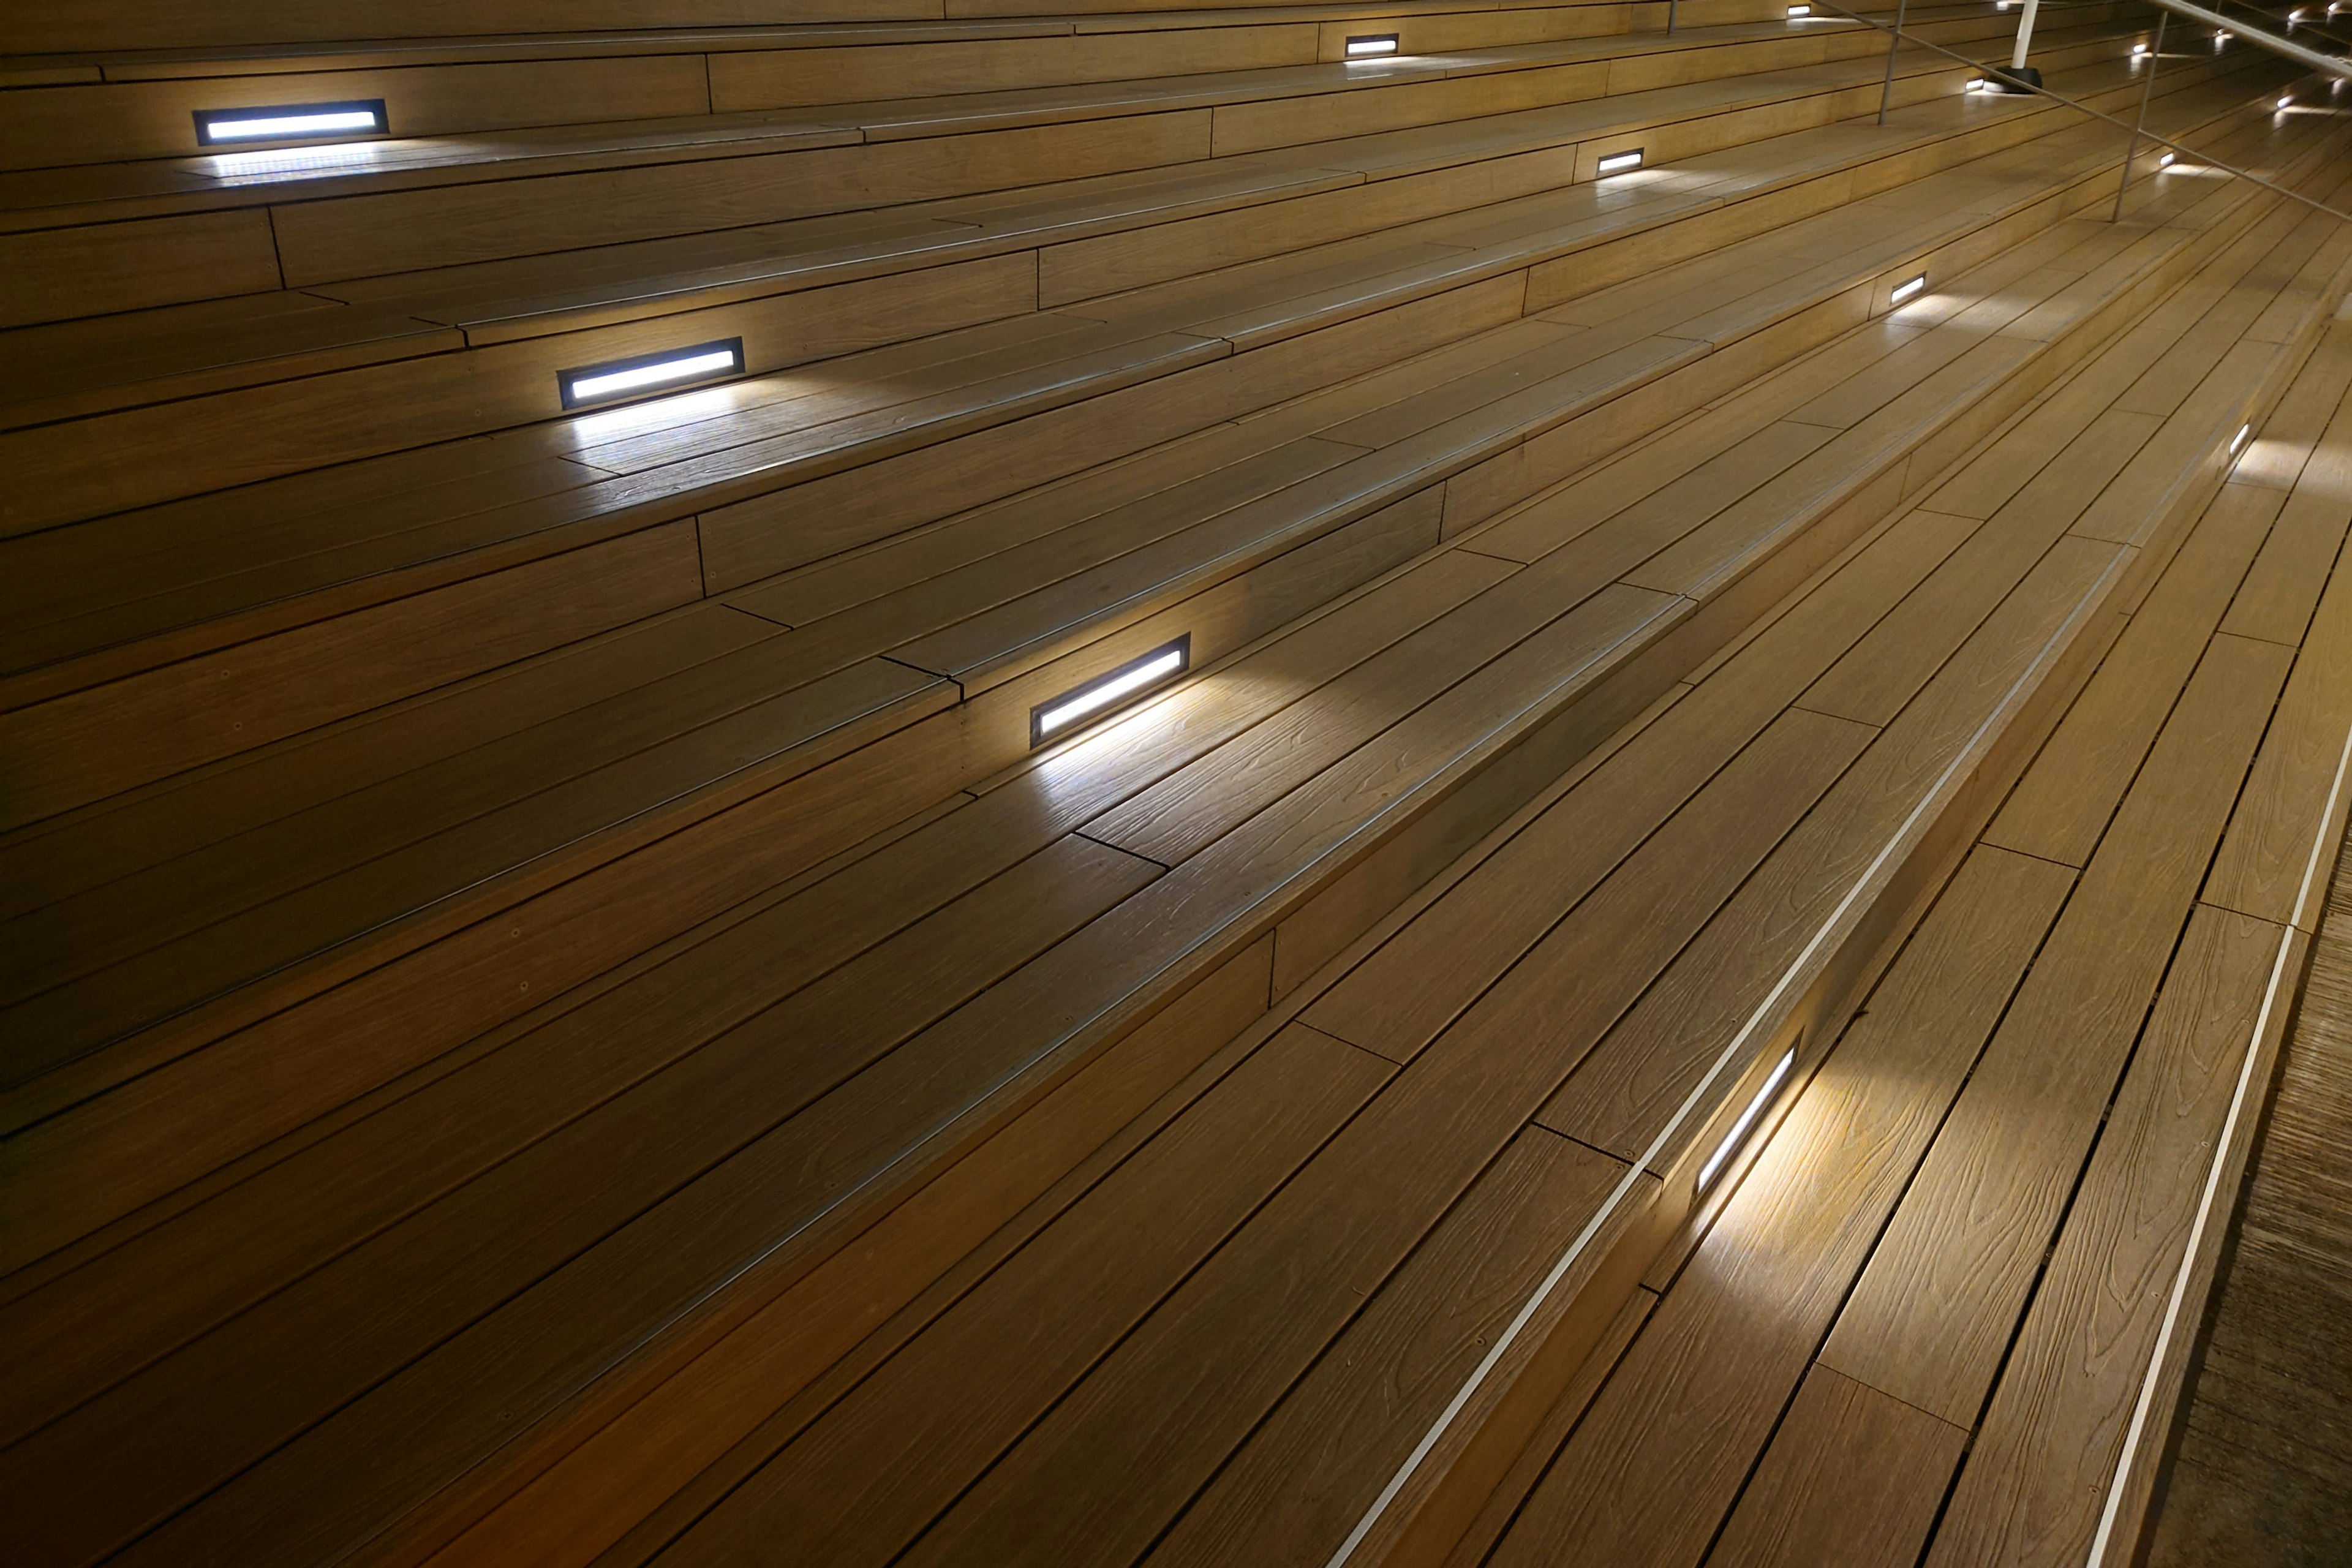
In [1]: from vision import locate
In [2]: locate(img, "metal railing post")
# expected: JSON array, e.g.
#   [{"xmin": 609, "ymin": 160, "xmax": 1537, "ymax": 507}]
[
  {"xmin": 1668, "ymin": 0, "xmax": 1677, "ymax": 34},
  {"xmin": 1879, "ymin": 0, "xmax": 1911, "ymax": 123},
  {"xmin": 2113, "ymin": 12, "xmax": 2169, "ymax": 221}
]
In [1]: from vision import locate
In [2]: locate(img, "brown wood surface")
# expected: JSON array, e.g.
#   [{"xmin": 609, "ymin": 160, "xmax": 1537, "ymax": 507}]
[
  {"xmin": 1491, "ymin": 845, "xmax": 2068, "ymax": 1568},
  {"xmin": 1704, "ymin": 1365, "xmax": 1968, "ymax": 1568},
  {"xmin": 1924, "ymin": 903, "xmax": 2282, "ymax": 1568},
  {"xmin": 1822, "ymin": 631, "xmax": 2295, "ymax": 1425}
]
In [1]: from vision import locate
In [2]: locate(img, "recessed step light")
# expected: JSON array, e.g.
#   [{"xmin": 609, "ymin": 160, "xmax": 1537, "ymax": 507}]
[
  {"xmin": 1031, "ymin": 636, "xmax": 1191, "ymax": 746},
  {"xmin": 1890, "ymin": 273, "xmax": 1928, "ymax": 304},
  {"xmin": 2158, "ymin": 151, "xmax": 2176, "ymax": 167},
  {"xmin": 1787, "ymin": 4, "xmax": 1812, "ymax": 15},
  {"xmin": 1344, "ymin": 33, "xmax": 1400, "ymax": 56},
  {"xmin": 2132, "ymin": 41, "xmax": 2150, "ymax": 55},
  {"xmin": 1597, "ymin": 148, "xmax": 1646, "ymax": 176},
  {"xmin": 194, "ymin": 99, "xmax": 389, "ymax": 146},
  {"xmin": 559, "ymin": 337, "xmax": 745, "ymax": 410},
  {"xmin": 1698, "ymin": 1047, "xmax": 1796, "ymax": 1192},
  {"xmin": 1966, "ymin": 75, "xmax": 1987, "ymax": 90},
  {"xmin": 2231, "ymin": 424, "xmax": 2251, "ymax": 453}
]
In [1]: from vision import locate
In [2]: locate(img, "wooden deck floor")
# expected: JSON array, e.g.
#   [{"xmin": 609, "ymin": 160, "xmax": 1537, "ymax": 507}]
[
  {"xmin": 1460, "ymin": 318, "xmax": 2352, "ymax": 1568},
  {"xmin": 9, "ymin": 10, "xmax": 2352, "ymax": 1564},
  {"xmin": 2145, "ymin": 823, "xmax": 2352, "ymax": 1564}
]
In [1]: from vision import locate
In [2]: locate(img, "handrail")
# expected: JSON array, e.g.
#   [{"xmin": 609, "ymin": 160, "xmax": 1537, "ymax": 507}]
[
  {"xmin": 2144, "ymin": 0, "xmax": 2352, "ymax": 75},
  {"xmin": 1799, "ymin": 0, "xmax": 2352, "ymax": 225}
]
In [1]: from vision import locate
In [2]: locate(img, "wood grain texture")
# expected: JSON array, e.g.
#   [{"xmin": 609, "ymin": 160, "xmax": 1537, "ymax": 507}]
[
  {"xmin": 1142, "ymin": 1127, "xmax": 1626, "ymax": 1568},
  {"xmin": 0, "ymin": 522, "xmax": 704, "ymax": 834},
  {"xmin": 655, "ymin": 1022, "xmax": 1391, "ymax": 1568},
  {"xmin": 1924, "ymin": 903, "xmax": 2281, "ymax": 1568},
  {"xmin": 1704, "ymin": 1365, "xmax": 1967, "ymax": 1568},
  {"xmin": 1823, "ymin": 631, "xmax": 2294, "ymax": 1425},
  {"xmin": 2147, "ymin": 836, "xmax": 2352, "ymax": 1564},
  {"xmin": 1489, "ymin": 845, "xmax": 2068, "ymax": 1568}
]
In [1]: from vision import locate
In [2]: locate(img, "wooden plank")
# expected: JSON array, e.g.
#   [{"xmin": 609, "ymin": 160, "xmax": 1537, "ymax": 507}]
[
  {"xmin": 1538, "ymin": 534, "xmax": 2127, "ymax": 1166},
  {"xmin": 1922, "ymin": 902, "xmax": 2281, "ymax": 1568},
  {"xmin": 0, "ymin": 604, "xmax": 775, "ymax": 924},
  {"xmin": 0, "ymin": 250, "xmax": 1041, "ymax": 532},
  {"xmin": 710, "ymin": 26, "xmax": 1319, "ymax": 110},
  {"xmin": 0, "ymin": 207, "xmax": 277, "ymax": 328},
  {"xmin": 0, "ymin": 521, "xmax": 704, "ymax": 835},
  {"xmin": 1985, "ymin": 481, "xmax": 2278, "ymax": 868},
  {"xmin": 1303, "ymin": 506, "xmax": 1973, "ymax": 1061},
  {"xmin": 417, "ymin": 935, "xmax": 1273, "ymax": 1568},
  {"xmin": 270, "ymin": 111, "xmax": 1213, "ymax": 283},
  {"xmin": 881, "ymin": 703, "xmax": 1866, "ymax": 1568},
  {"xmin": 1143, "ymin": 1126, "xmax": 1627, "ymax": 1568},
  {"xmin": 4, "ymin": 0, "xmax": 938, "ymax": 54},
  {"xmin": 0, "ymin": 655, "xmax": 951, "ymax": 1071},
  {"xmin": 2206, "ymin": 456, "xmax": 2352, "ymax": 930},
  {"xmin": 1820, "ymin": 631, "xmax": 2294, "ymax": 1425},
  {"xmin": 0, "ymin": 833, "xmax": 1164, "ymax": 1568},
  {"xmin": 1438, "ymin": 1285, "xmax": 1658, "ymax": 1568},
  {"xmin": 695, "ymin": 276, "xmax": 1521, "ymax": 589},
  {"xmin": 0, "ymin": 529, "xmax": 1498, "ymax": 1272},
  {"xmin": 0, "ymin": 55, "xmax": 712, "ymax": 170},
  {"xmin": 655, "ymin": 1020, "xmax": 1392, "ymax": 1567},
  {"xmin": 1485, "ymin": 844, "xmax": 2069, "ymax": 1568},
  {"xmin": 1703, "ymin": 1365, "xmax": 1968, "ymax": 1568}
]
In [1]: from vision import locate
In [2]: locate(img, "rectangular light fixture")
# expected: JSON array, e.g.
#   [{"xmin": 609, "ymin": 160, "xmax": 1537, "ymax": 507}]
[
  {"xmin": 1596, "ymin": 148, "xmax": 1645, "ymax": 176},
  {"xmin": 1890, "ymin": 273, "xmax": 1928, "ymax": 304},
  {"xmin": 2231, "ymin": 424, "xmax": 2250, "ymax": 453},
  {"xmin": 1966, "ymin": 75, "xmax": 1986, "ymax": 90},
  {"xmin": 1787, "ymin": 4, "xmax": 1811, "ymax": 14},
  {"xmin": 2158, "ymin": 151, "xmax": 2176, "ymax": 167},
  {"xmin": 1344, "ymin": 33, "xmax": 1400, "ymax": 56},
  {"xmin": 1031, "ymin": 636, "xmax": 1191, "ymax": 746},
  {"xmin": 2131, "ymin": 41, "xmax": 2150, "ymax": 55},
  {"xmin": 194, "ymin": 99, "xmax": 388, "ymax": 146},
  {"xmin": 1698, "ymin": 1048, "xmax": 1795, "ymax": 1192},
  {"xmin": 559, "ymin": 338, "xmax": 745, "ymax": 410}
]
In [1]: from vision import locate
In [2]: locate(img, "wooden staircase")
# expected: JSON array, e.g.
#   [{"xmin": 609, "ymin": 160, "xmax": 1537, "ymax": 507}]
[{"xmin": 4, "ymin": 4, "xmax": 2348, "ymax": 1566}]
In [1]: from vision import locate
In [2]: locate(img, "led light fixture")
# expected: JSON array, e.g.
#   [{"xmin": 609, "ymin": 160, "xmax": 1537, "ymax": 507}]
[
  {"xmin": 1031, "ymin": 636, "xmax": 1191, "ymax": 746},
  {"xmin": 1890, "ymin": 272, "xmax": 1928, "ymax": 304},
  {"xmin": 558, "ymin": 337, "xmax": 745, "ymax": 409},
  {"xmin": 2231, "ymin": 424, "xmax": 2250, "ymax": 453},
  {"xmin": 1596, "ymin": 148, "xmax": 1645, "ymax": 176},
  {"xmin": 194, "ymin": 99, "xmax": 388, "ymax": 146},
  {"xmin": 1966, "ymin": 75, "xmax": 1987, "ymax": 89},
  {"xmin": 1344, "ymin": 32, "xmax": 1400, "ymax": 56},
  {"xmin": 2132, "ymin": 41, "xmax": 2150, "ymax": 55},
  {"xmin": 1698, "ymin": 1047, "xmax": 1795, "ymax": 1192},
  {"xmin": 2158, "ymin": 151, "xmax": 2176, "ymax": 167},
  {"xmin": 1787, "ymin": 4, "xmax": 1811, "ymax": 15}
]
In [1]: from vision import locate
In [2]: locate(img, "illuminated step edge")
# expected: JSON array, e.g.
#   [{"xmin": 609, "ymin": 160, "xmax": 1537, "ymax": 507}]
[
  {"xmin": 1697, "ymin": 1047, "xmax": 1796, "ymax": 1193},
  {"xmin": 194, "ymin": 99, "xmax": 389, "ymax": 146},
  {"xmin": 1030, "ymin": 635, "xmax": 1191, "ymax": 747},
  {"xmin": 558, "ymin": 337, "xmax": 746, "ymax": 410}
]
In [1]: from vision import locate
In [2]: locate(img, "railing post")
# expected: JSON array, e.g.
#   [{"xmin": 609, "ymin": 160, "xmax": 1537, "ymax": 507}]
[
  {"xmin": 1879, "ymin": 0, "xmax": 1911, "ymax": 123},
  {"xmin": 2010, "ymin": 0, "xmax": 2043, "ymax": 66},
  {"xmin": 1668, "ymin": 0, "xmax": 1676, "ymax": 34},
  {"xmin": 2113, "ymin": 11, "xmax": 2169, "ymax": 220}
]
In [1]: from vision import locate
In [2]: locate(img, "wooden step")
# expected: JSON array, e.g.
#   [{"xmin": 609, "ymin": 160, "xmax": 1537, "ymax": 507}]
[
  {"xmin": 1, "ymin": 83, "xmax": 2297, "ymax": 1124},
  {"xmin": 1465, "ymin": 298, "xmax": 2352, "ymax": 1568},
  {"xmin": 508, "ymin": 174, "xmax": 2352, "ymax": 1568},
  {"xmin": 2, "ymin": 109, "xmax": 2342, "ymax": 1568},
  {"xmin": 0, "ymin": 37, "xmax": 2263, "ymax": 823}
]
